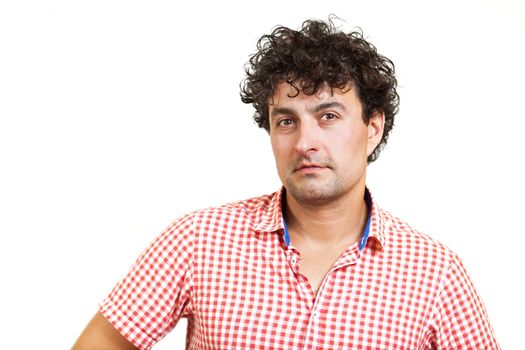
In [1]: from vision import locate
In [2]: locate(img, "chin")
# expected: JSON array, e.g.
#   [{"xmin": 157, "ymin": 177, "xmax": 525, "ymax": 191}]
[{"xmin": 286, "ymin": 182, "xmax": 344, "ymax": 205}]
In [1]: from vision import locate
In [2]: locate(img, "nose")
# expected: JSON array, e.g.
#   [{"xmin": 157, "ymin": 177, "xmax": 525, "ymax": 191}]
[{"xmin": 294, "ymin": 120, "xmax": 320, "ymax": 155}]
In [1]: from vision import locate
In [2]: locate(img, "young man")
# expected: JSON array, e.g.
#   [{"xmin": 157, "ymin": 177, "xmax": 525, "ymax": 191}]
[{"xmin": 73, "ymin": 19, "xmax": 499, "ymax": 349}]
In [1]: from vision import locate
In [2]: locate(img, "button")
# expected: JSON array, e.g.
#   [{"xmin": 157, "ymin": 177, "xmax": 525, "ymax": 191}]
[
  {"xmin": 312, "ymin": 311, "xmax": 319, "ymax": 318},
  {"xmin": 290, "ymin": 257, "xmax": 296, "ymax": 264}
]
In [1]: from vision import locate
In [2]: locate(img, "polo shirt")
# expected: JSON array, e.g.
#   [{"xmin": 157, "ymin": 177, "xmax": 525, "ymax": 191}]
[{"xmin": 99, "ymin": 188, "xmax": 499, "ymax": 349}]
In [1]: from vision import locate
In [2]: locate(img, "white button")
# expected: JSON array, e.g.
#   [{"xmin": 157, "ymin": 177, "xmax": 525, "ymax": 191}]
[
  {"xmin": 313, "ymin": 311, "xmax": 319, "ymax": 318},
  {"xmin": 290, "ymin": 257, "xmax": 296, "ymax": 264}
]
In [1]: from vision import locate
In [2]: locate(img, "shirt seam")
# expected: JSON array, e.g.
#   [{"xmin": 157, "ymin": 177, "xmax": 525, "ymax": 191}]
[{"xmin": 423, "ymin": 250, "xmax": 456, "ymax": 348}]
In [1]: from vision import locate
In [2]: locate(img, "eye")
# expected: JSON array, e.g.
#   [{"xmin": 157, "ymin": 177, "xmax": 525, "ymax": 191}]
[
  {"xmin": 276, "ymin": 118, "xmax": 295, "ymax": 127},
  {"xmin": 320, "ymin": 113, "xmax": 338, "ymax": 121}
]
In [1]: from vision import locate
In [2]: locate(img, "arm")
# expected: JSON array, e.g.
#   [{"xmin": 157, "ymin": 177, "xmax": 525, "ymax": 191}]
[
  {"xmin": 431, "ymin": 253, "xmax": 500, "ymax": 349},
  {"xmin": 73, "ymin": 214, "xmax": 194, "ymax": 350},
  {"xmin": 72, "ymin": 312, "xmax": 139, "ymax": 350}
]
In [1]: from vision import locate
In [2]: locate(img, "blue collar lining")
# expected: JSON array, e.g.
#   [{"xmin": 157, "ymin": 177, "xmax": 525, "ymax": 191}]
[{"xmin": 281, "ymin": 189, "xmax": 372, "ymax": 251}]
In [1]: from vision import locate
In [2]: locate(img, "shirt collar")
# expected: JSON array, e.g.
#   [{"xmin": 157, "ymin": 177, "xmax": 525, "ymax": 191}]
[
  {"xmin": 365, "ymin": 189, "xmax": 386, "ymax": 251},
  {"xmin": 252, "ymin": 187, "xmax": 286, "ymax": 233},
  {"xmin": 253, "ymin": 186, "xmax": 386, "ymax": 251}
]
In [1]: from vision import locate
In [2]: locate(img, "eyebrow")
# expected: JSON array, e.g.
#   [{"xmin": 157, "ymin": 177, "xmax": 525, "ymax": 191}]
[
  {"xmin": 270, "ymin": 101, "xmax": 347, "ymax": 120},
  {"xmin": 312, "ymin": 101, "xmax": 347, "ymax": 113}
]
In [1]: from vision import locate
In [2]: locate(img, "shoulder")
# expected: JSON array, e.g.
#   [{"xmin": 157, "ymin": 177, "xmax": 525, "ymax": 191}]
[
  {"xmin": 149, "ymin": 191, "xmax": 280, "ymax": 251},
  {"xmin": 378, "ymin": 207, "xmax": 459, "ymax": 270},
  {"xmin": 191, "ymin": 191, "xmax": 278, "ymax": 222},
  {"xmin": 171, "ymin": 190, "xmax": 282, "ymax": 238}
]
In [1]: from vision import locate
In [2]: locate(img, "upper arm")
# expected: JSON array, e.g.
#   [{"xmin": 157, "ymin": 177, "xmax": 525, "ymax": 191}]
[
  {"xmin": 431, "ymin": 254, "xmax": 500, "ymax": 349},
  {"xmin": 72, "ymin": 312, "xmax": 139, "ymax": 350},
  {"xmin": 79, "ymin": 214, "xmax": 194, "ymax": 349}
]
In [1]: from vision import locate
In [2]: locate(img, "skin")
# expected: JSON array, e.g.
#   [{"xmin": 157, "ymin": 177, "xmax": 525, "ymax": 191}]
[
  {"xmin": 71, "ymin": 312, "xmax": 139, "ymax": 350},
  {"xmin": 270, "ymin": 81, "xmax": 384, "ymax": 293}
]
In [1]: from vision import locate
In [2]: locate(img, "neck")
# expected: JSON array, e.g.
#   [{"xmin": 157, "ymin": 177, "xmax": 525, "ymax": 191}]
[{"xmin": 284, "ymin": 184, "xmax": 368, "ymax": 248}]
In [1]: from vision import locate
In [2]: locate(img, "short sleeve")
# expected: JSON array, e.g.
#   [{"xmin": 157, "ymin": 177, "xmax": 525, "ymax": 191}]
[
  {"xmin": 429, "ymin": 253, "xmax": 500, "ymax": 349},
  {"xmin": 99, "ymin": 213, "xmax": 194, "ymax": 350}
]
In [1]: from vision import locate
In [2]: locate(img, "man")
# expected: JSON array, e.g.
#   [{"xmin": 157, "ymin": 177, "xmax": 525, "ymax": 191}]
[{"xmin": 73, "ymin": 18, "xmax": 499, "ymax": 349}]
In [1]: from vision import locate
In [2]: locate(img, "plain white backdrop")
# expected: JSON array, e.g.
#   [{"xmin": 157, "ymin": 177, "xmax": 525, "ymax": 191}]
[{"xmin": 1, "ymin": 0, "xmax": 524, "ymax": 349}]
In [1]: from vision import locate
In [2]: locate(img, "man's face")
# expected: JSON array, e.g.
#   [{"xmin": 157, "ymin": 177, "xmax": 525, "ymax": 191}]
[{"xmin": 269, "ymin": 82, "xmax": 384, "ymax": 206}]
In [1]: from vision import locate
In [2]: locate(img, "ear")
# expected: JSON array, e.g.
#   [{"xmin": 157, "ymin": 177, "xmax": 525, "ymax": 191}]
[{"xmin": 367, "ymin": 111, "xmax": 385, "ymax": 157}]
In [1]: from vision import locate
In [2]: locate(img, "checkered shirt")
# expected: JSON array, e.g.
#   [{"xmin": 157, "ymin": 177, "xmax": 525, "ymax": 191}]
[{"xmin": 99, "ymin": 188, "xmax": 499, "ymax": 349}]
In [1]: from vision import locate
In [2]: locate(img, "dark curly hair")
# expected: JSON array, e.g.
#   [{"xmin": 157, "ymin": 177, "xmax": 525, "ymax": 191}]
[{"xmin": 240, "ymin": 17, "xmax": 399, "ymax": 163}]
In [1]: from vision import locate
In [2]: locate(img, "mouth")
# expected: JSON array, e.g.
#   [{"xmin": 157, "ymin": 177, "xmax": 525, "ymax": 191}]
[{"xmin": 294, "ymin": 164, "xmax": 329, "ymax": 174}]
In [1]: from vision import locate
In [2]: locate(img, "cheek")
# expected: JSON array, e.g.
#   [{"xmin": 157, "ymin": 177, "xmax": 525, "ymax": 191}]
[
  {"xmin": 270, "ymin": 137, "xmax": 289, "ymax": 169},
  {"xmin": 270, "ymin": 137, "xmax": 280, "ymax": 161},
  {"xmin": 335, "ymin": 129, "xmax": 368, "ymax": 163}
]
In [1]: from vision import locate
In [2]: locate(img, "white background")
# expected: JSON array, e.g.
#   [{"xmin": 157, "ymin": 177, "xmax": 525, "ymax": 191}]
[{"xmin": 1, "ymin": 0, "xmax": 524, "ymax": 349}]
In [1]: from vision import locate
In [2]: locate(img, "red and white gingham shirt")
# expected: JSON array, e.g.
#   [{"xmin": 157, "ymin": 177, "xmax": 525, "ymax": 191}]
[{"xmin": 100, "ymin": 188, "xmax": 499, "ymax": 349}]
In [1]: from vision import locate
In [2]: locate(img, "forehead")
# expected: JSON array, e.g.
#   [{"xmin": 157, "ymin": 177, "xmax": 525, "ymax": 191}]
[{"xmin": 270, "ymin": 81, "xmax": 359, "ymax": 109}]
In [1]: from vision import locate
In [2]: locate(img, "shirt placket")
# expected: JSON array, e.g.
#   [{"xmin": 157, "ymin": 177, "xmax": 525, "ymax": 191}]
[
  {"xmin": 278, "ymin": 242, "xmax": 316, "ymax": 348},
  {"xmin": 285, "ymin": 245, "xmax": 316, "ymax": 305},
  {"xmin": 301, "ymin": 246, "xmax": 363, "ymax": 349}
]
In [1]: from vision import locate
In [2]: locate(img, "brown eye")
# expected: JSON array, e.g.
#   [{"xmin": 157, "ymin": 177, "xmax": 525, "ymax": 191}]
[
  {"xmin": 321, "ymin": 113, "xmax": 337, "ymax": 121},
  {"xmin": 277, "ymin": 118, "xmax": 294, "ymax": 127}
]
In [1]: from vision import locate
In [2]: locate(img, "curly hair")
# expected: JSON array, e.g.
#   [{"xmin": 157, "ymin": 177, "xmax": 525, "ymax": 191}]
[{"xmin": 240, "ymin": 18, "xmax": 399, "ymax": 163}]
